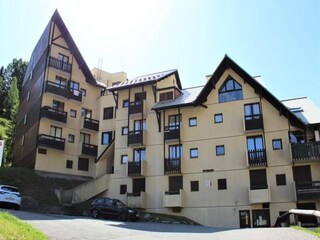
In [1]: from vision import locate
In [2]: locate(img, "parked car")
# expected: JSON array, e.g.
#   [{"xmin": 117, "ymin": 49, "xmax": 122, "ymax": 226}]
[
  {"xmin": 0, "ymin": 185, "xmax": 21, "ymax": 210},
  {"xmin": 90, "ymin": 197, "xmax": 139, "ymax": 221}
]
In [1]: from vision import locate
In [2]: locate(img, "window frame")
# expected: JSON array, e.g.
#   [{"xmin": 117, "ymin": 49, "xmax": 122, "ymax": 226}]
[
  {"xmin": 70, "ymin": 109, "xmax": 77, "ymax": 118},
  {"xmin": 216, "ymin": 145, "xmax": 225, "ymax": 156},
  {"xmin": 120, "ymin": 184, "xmax": 127, "ymax": 195},
  {"xmin": 133, "ymin": 148, "xmax": 146, "ymax": 162},
  {"xmin": 218, "ymin": 179, "xmax": 227, "ymax": 190},
  {"xmin": 218, "ymin": 77, "xmax": 243, "ymax": 103},
  {"xmin": 276, "ymin": 174, "xmax": 286, "ymax": 186},
  {"xmin": 123, "ymin": 99, "xmax": 129, "ymax": 108},
  {"xmin": 103, "ymin": 107, "xmax": 114, "ymax": 120},
  {"xmin": 66, "ymin": 160, "xmax": 73, "ymax": 169},
  {"xmin": 244, "ymin": 103, "xmax": 261, "ymax": 120},
  {"xmin": 121, "ymin": 155, "xmax": 128, "ymax": 164},
  {"xmin": 68, "ymin": 134, "xmax": 75, "ymax": 143},
  {"xmin": 122, "ymin": 126, "xmax": 128, "ymax": 135},
  {"xmin": 190, "ymin": 181, "xmax": 199, "ymax": 192},
  {"xmin": 101, "ymin": 131, "xmax": 112, "ymax": 145},
  {"xmin": 78, "ymin": 157, "xmax": 89, "ymax": 171},
  {"xmin": 272, "ymin": 139, "xmax": 283, "ymax": 150},
  {"xmin": 214, "ymin": 113, "xmax": 223, "ymax": 124},
  {"xmin": 190, "ymin": 148, "xmax": 198, "ymax": 158},
  {"xmin": 189, "ymin": 117, "xmax": 197, "ymax": 127}
]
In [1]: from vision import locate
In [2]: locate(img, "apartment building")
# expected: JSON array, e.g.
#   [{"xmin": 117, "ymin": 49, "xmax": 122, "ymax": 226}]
[{"xmin": 13, "ymin": 10, "xmax": 320, "ymax": 228}]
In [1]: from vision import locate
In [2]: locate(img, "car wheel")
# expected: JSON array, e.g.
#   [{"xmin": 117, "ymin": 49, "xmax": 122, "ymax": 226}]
[
  {"xmin": 119, "ymin": 214, "xmax": 127, "ymax": 221},
  {"xmin": 92, "ymin": 209, "xmax": 99, "ymax": 218}
]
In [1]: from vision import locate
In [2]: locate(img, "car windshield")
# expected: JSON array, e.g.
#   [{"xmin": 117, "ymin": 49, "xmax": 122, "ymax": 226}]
[
  {"xmin": 1, "ymin": 186, "xmax": 18, "ymax": 192},
  {"xmin": 113, "ymin": 199, "xmax": 126, "ymax": 207}
]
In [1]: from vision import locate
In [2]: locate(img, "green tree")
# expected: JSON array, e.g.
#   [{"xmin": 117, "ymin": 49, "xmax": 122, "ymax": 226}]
[
  {"xmin": 0, "ymin": 76, "xmax": 5, "ymax": 116},
  {"xmin": 3, "ymin": 77, "xmax": 20, "ymax": 121},
  {"xmin": 3, "ymin": 58, "xmax": 28, "ymax": 93},
  {"xmin": 0, "ymin": 117, "xmax": 13, "ymax": 167}
]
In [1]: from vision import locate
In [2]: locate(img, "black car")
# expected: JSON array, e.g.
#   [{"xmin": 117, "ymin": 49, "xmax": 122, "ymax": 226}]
[{"xmin": 90, "ymin": 197, "xmax": 140, "ymax": 221}]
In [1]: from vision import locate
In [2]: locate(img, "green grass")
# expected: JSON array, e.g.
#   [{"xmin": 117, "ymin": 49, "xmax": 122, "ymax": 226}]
[
  {"xmin": 292, "ymin": 226, "xmax": 320, "ymax": 238},
  {"xmin": 0, "ymin": 212, "xmax": 47, "ymax": 240}
]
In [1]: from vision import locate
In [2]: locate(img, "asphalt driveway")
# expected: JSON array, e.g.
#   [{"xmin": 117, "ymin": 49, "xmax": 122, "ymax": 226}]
[{"xmin": 2, "ymin": 209, "xmax": 318, "ymax": 240}]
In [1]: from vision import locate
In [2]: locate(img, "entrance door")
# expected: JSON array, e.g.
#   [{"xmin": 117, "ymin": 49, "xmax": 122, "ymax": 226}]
[{"xmin": 239, "ymin": 210, "xmax": 251, "ymax": 228}]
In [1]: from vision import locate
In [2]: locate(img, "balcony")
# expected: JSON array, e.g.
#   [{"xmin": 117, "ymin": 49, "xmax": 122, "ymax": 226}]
[
  {"xmin": 69, "ymin": 89, "xmax": 82, "ymax": 102},
  {"xmin": 164, "ymin": 126, "xmax": 180, "ymax": 142},
  {"xmin": 83, "ymin": 117, "xmax": 99, "ymax": 131},
  {"xmin": 296, "ymin": 181, "xmax": 320, "ymax": 201},
  {"xmin": 45, "ymin": 81, "xmax": 68, "ymax": 98},
  {"xmin": 163, "ymin": 189, "xmax": 184, "ymax": 208},
  {"xmin": 127, "ymin": 161, "xmax": 146, "ymax": 177},
  {"xmin": 128, "ymin": 130, "xmax": 146, "ymax": 146},
  {"xmin": 48, "ymin": 56, "xmax": 71, "ymax": 73},
  {"xmin": 41, "ymin": 106, "xmax": 67, "ymax": 123},
  {"xmin": 244, "ymin": 115, "xmax": 264, "ymax": 131},
  {"xmin": 127, "ymin": 192, "xmax": 146, "ymax": 209},
  {"xmin": 164, "ymin": 158, "xmax": 181, "ymax": 174},
  {"xmin": 247, "ymin": 149, "xmax": 267, "ymax": 167},
  {"xmin": 128, "ymin": 101, "xmax": 146, "ymax": 117},
  {"xmin": 249, "ymin": 185, "xmax": 271, "ymax": 204},
  {"xmin": 38, "ymin": 134, "xmax": 65, "ymax": 151},
  {"xmin": 291, "ymin": 142, "xmax": 320, "ymax": 162},
  {"xmin": 82, "ymin": 143, "xmax": 98, "ymax": 157}
]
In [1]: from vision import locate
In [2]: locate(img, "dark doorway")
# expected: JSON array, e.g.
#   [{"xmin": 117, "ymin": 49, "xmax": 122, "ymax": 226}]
[
  {"xmin": 169, "ymin": 176, "xmax": 183, "ymax": 194},
  {"xmin": 293, "ymin": 165, "xmax": 312, "ymax": 183},
  {"xmin": 252, "ymin": 209, "xmax": 271, "ymax": 228},
  {"xmin": 239, "ymin": 210, "xmax": 251, "ymax": 228},
  {"xmin": 296, "ymin": 202, "xmax": 318, "ymax": 227},
  {"xmin": 132, "ymin": 178, "xmax": 145, "ymax": 196}
]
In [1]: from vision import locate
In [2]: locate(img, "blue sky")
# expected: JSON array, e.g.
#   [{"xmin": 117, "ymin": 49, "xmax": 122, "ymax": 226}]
[{"xmin": 1, "ymin": 0, "xmax": 319, "ymax": 106}]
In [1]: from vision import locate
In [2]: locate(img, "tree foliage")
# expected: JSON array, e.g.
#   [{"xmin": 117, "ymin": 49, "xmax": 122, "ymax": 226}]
[
  {"xmin": 3, "ymin": 58, "xmax": 28, "ymax": 93},
  {"xmin": 3, "ymin": 77, "xmax": 20, "ymax": 121}
]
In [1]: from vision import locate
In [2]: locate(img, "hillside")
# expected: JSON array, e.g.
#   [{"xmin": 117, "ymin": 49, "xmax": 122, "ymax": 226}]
[{"xmin": 0, "ymin": 167, "xmax": 85, "ymax": 212}]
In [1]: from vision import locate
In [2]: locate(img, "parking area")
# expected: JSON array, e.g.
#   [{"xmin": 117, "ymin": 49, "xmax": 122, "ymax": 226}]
[{"xmin": 2, "ymin": 209, "xmax": 318, "ymax": 240}]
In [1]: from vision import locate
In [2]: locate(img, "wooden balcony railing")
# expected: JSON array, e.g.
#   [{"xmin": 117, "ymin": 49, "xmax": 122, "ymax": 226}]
[
  {"xmin": 164, "ymin": 158, "xmax": 181, "ymax": 174},
  {"xmin": 292, "ymin": 142, "xmax": 320, "ymax": 162},
  {"xmin": 127, "ymin": 161, "xmax": 142, "ymax": 177},
  {"xmin": 164, "ymin": 126, "xmax": 180, "ymax": 141},
  {"xmin": 38, "ymin": 134, "xmax": 65, "ymax": 150},
  {"xmin": 245, "ymin": 114, "xmax": 264, "ymax": 131},
  {"xmin": 128, "ymin": 130, "xmax": 143, "ymax": 146},
  {"xmin": 82, "ymin": 143, "xmax": 98, "ymax": 157},
  {"xmin": 129, "ymin": 101, "xmax": 143, "ymax": 115},
  {"xmin": 248, "ymin": 149, "xmax": 267, "ymax": 167},
  {"xmin": 41, "ymin": 106, "xmax": 67, "ymax": 123},
  {"xmin": 296, "ymin": 181, "xmax": 320, "ymax": 201},
  {"xmin": 83, "ymin": 117, "xmax": 99, "ymax": 131},
  {"xmin": 45, "ymin": 81, "xmax": 68, "ymax": 98},
  {"xmin": 48, "ymin": 56, "xmax": 72, "ymax": 73}
]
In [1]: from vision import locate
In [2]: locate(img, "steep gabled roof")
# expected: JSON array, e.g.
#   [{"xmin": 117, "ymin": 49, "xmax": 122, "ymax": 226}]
[
  {"xmin": 108, "ymin": 69, "xmax": 181, "ymax": 91},
  {"xmin": 23, "ymin": 9, "xmax": 97, "ymax": 86},
  {"xmin": 152, "ymin": 86, "xmax": 203, "ymax": 110},
  {"xmin": 194, "ymin": 55, "xmax": 305, "ymax": 128}
]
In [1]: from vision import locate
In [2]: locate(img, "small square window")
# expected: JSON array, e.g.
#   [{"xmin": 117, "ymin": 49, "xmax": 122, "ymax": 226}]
[
  {"xmin": 123, "ymin": 100, "xmax": 129, "ymax": 108},
  {"xmin": 272, "ymin": 139, "xmax": 282, "ymax": 150},
  {"xmin": 103, "ymin": 107, "xmax": 114, "ymax": 120},
  {"xmin": 218, "ymin": 179, "xmax": 227, "ymax": 190},
  {"xmin": 216, "ymin": 145, "xmax": 225, "ymax": 156},
  {"xmin": 68, "ymin": 134, "xmax": 75, "ymax": 143},
  {"xmin": 214, "ymin": 114, "xmax": 223, "ymax": 123},
  {"xmin": 121, "ymin": 155, "xmax": 128, "ymax": 164},
  {"xmin": 66, "ymin": 160, "xmax": 73, "ymax": 169},
  {"xmin": 122, "ymin": 127, "xmax": 128, "ymax": 135},
  {"xmin": 81, "ymin": 88, "xmax": 86, "ymax": 96},
  {"xmin": 276, "ymin": 174, "xmax": 286, "ymax": 186},
  {"xmin": 190, "ymin": 148, "xmax": 198, "ymax": 158},
  {"xmin": 120, "ymin": 185, "xmax": 127, "ymax": 194},
  {"xmin": 189, "ymin": 117, "xmax": 197, "ymax": 127},
  {"xmin": 70, "ymin": 109, "xmax": 77, "ymax": 118},
  {"xmin": 78, "ymin": 157, "xmax": 89, "ymax": 171},
  {"xmin": 190, "ymin": 181, "xmax": 199, "ymax": 192}
]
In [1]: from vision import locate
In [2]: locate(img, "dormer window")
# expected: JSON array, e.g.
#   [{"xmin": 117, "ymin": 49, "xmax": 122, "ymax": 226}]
[
  {"xmin": 219, "ymin": 77, "xmax": 243, "ymax": 103},
  {"xmin": 159, "ymin": 91, "xmax": 174, "ymax": 102}
]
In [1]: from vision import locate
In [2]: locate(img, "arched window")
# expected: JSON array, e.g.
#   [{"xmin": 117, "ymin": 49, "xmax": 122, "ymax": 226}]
[{"xmin": 219, "ymin": 77, "xmax": 243, "ymax": 103}]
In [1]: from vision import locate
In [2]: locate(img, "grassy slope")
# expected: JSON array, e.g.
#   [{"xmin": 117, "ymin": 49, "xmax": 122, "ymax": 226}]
[
  {"xmin": 292, "ymin": 226, "xmax": 320, "ymax": 238},
  {"xmin": 0, "ymin": 212, "xmax": 48, "ymax": 240},
  {"xmin": 0, "ymin": 167, "xmax": 84, "ymax": 211}
]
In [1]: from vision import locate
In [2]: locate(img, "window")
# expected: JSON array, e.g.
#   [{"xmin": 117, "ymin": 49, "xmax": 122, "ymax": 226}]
[
  {"xmin": 159, "ymin": 91, "xmax": 174, "ymax": 102},
  {"xmin": 133, "ymin": 178, "xmax": 146, "ymax": 196},
  {"xmin": 134, "ymin": 119, "xmax": 146, "ymax": 132},
  {"xmin": 218, "ymin": 77, "xmax": 243, "ymax": 103},
  {"xmin": 122, "ymin": 127, "xmax": 128, "ymax": 135},
  {"xmin": 103, "ymin": 107, "xmax": 114, "ymax": 120},
  {"xmin": 23, "ymin": 114, "xmax": 27, "ymax": 125},
  {"xmin": 80, "ymin": 132, "xmax": 90, "ymax": 144},
  {"xmin": 247, "ymin": 135, "xmax": 264, "ymax": 152},
  {"xmin": 70, "ymin": 81, "xmax": 81, "ymax": 97},
  {"xmin": 218, "ymin": 179, "xmax": 227, "ymax": 190},
  {"xmin": 38, "ymin": 148, "xmax": 47, "ymax": 154},
  {"xmin": 66, "ymin": 160, "xmax": 73, "ymax": 169},
  {"xmin": 272, "ymin": 139, "xmax": 282, "ymax": 150},
  {"xmin": 120, "ymin": 185, "xmax": 127, "ymax": 195},
  {"xmin": 55, "ymin": 76, "xmax": 67, "ymax": 88},
  {"xmin": 81, "ymin": 88, "xmax": 86, "ymax": 96},
  {"xmin": 252, "ymin": 209, "xmax": 271, "ymax": 228},
  {"xmin": 189, "ymin": 117, "xmax": 197, "ymax": 127},
  {"xmin": 78, "ymin": 157, "xmax": 89, "ymax": 171},
  {"xmin": 250, "ymin": 169, "xmax": 268, "ymax": 190},
  {"xmin": 68, "ymin": 134, "xmax": 75, "ymax": 143},
  {"xmin": 216, "ymin": 145, "xmax": 225, "ymax": 156},
  {"xmin": 52, "ymin": 100, "xmax": 64, "ymax": 111},
  {"xmin": 214, "ymin": 114, "xmax": 223, "ymax": 123},
  {"xmin": 50, "ymin": 125, "xmax": 62, "ymax": 138},
  {"xmin": 169, "ymin": 145, "xmax": 182, "ymax": 159},
  {"xmin": 134, "ymin": 148, "xmax": 146, "ymax": 162},
  {"xmin": 244, "ymin": 103, "xmax": 261, "ymax": 120},
  {"xmin": 81, "ymin": 108, "xmax": 92, "ymax": 118},
  {"xmin": 168, "ymin": 114, "xmax": 180, "ymax": 130},
  {"xmin": 70, "ymin": 109, "xmax": 77, "ymax": 118},
  {"xmin": 101, "ymin": 131, "xmax": 112, "ymax": 145},
  {"xmin": 169, "ymin": 176, "xmax": 183, "ymax": 194},
  {"xmin": 190, "ymin": 181, "xmax": 199, "ymax": 192},
  {"xmin": 190, "ymin": 148, "xmax": 198, "ymax": 158},
  {"xmin": 58, "ymin": 53, "xmax": 69, "ymax": 63},
  {"xmin": 121, "ymin": 155, "xmax": 128, "ymax": 164},
  {"xmin": 276, "ymin": 174, "xmax": 286, "ymax": 186},
  {"xmin": 123, "ymin": 99, "xmax": 129, "ymax": 108},
  {"xmin": 134, "ymin": 92, "xmax": 146, "ymax": 104}
]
